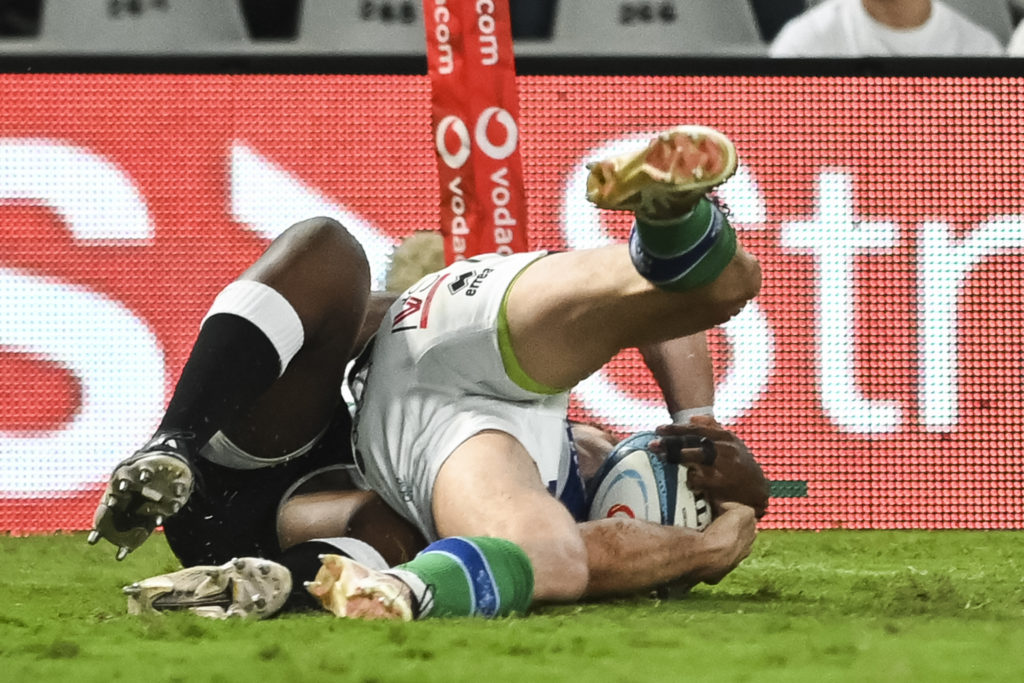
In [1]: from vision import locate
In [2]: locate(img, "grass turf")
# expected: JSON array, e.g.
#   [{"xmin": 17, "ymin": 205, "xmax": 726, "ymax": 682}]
[{"xmin": 1, "ymin": 530, "xmax": 1022, "ymax": 682}]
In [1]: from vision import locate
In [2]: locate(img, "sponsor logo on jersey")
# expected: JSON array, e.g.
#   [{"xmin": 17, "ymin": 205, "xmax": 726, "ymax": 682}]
[
  {"xmin": 447, "ymin": 270, "xmax": 476, "ymax": 294},
  {"xmin": 446, "ymin": 267, "xmax": 494, "ymax": 297},
  {"xmin": 393, "ymin": 296, "xmax": 423, "ymax": 326},
  {"xmin": 465, "ymin": 268, "xmax": 493, "ymax": 296},
  {"xmin": 606, "ymin": 504, "xmax": 636, "ymax": 519},
  {"xmin": 391, "ymin": 273, "xmax": 451, "ymax": 332}
]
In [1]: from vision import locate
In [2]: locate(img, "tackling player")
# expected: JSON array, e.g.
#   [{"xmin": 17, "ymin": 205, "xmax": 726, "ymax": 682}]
[{"xmin": 91, "ymin": 125, "xmax": 769, "ymax": 620}]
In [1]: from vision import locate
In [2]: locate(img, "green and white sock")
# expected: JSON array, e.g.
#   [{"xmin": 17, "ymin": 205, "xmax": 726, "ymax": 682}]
[
  {"xmin": 386, "ymin": 536, "xmax": 534, "ymax": 619},
  {"xmin": 630, "ymin": 197, "xmax": 737, "ymax": 291}
]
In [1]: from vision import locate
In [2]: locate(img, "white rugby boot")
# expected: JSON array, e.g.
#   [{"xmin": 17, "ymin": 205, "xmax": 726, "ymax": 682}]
[
  {"xmin": 585, "ymin": 125, "xmax": 738, "ymax": 221},
  {"xmin": 123, "ymin": 557, "xmax": 291, "ymax": 620}
]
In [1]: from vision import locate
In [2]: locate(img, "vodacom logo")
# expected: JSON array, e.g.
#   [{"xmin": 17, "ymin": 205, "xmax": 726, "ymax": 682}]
[{"xmin": 435, "ymin": 107, "xmax": 519, "ymax": 169}]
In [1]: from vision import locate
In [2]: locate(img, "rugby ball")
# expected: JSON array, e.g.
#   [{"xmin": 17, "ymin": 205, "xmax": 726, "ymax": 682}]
[{"xmin": 587, "ymin": 432, "xmax": 712, "ymax": 530}]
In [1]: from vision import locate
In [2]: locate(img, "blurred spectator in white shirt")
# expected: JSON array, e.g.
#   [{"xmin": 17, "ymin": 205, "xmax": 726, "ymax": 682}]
[
  {"xmin": 770, "ymin": 0, "xmax": 1004, "ymax": 56},
  {"xmin": 1008, "ymin": 19, "xmax": 1024, "ymax": 54}
]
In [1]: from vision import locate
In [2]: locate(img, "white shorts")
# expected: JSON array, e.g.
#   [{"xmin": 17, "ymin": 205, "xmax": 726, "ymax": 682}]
[{"xmin": 350, "ymin": 251, "xmax": 581, "ymax": 540}]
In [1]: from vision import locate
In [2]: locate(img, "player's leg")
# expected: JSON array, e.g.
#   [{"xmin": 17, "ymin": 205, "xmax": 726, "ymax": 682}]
[
  {"xmin": 294, "ymin": 422, "xmax": 606, "ymax": 620},
  {"xmin": 300, "ymin": 422, "xmax": 609, "ymax": 620},
  {"xmin": 179, "ymin": 215, "xmax": 372, "ymax": 457},
  {"xmin": 121, "ymin": 466, "xmax": 425, "ymax": 620},
  {"xmin": 277, "ymin": 477, "xmax": 426, "ymax": 567},
  {"xmin": 293, "ymin": 424, "xmax": 606, "ymax": 615},
  {"xmin": 430, "ymin": 430, "xmax": 589, "ymax": 602},
  {"xmin": 303, "ymin": 430, "xmax": 567, "ymax": 621},
  {"xmin": 274, "ymin": 490, "xmax": 426, "ymax": 613},
  {"xmin": 90, "ymin": 216, "xmax": 374, "ymax": 559},
  {"xmin": 503, "ymin": 126, "xmax": 761, "ymax": 391}
]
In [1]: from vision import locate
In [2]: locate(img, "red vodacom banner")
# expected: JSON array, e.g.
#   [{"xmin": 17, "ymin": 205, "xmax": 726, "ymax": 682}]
[{"xmin": 423, "ymin": 0, "xmax": 529, "ymax": 261}]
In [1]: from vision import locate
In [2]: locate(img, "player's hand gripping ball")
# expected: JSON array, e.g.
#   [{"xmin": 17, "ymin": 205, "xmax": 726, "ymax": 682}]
[
  {"xmin": 649, "ymin": 418, "xmax": 769, "ymax": 519},
  {"xmin": 587, "ymin": 431, "xmax": 713, "ymax": 529}
]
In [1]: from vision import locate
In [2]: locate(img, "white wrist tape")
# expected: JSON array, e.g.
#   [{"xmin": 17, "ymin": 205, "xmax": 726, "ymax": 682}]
[{"xmin": 672, "ymin": 406, "xmax": 715, "ymax": 424}]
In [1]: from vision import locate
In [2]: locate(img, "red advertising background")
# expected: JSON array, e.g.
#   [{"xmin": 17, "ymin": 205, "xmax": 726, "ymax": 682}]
[{"xmin": 1, "ymin": 73, "xmax": 1022, "ymax": 533}]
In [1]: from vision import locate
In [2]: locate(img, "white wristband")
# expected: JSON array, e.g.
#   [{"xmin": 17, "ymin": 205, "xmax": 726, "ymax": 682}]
[{"xmin": 672, "ymin": 406, "xmax": 715, "ymax": 424}]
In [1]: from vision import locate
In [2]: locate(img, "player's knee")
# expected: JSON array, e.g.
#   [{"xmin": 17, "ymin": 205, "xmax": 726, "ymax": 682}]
[
  {"xmin": 267, "ymin": 217, "xmax": 370, "ymax": 295},
  {"xmin": 560, "ymin": 546, "xmax": 591, "ymax": 601},
  {"xmin": 530, "ymin": 532, "xmax": 590, "ymax": 602},
  {"xmin": 281, "ymin": 216, "xmax": 367, "ymax": 264}
]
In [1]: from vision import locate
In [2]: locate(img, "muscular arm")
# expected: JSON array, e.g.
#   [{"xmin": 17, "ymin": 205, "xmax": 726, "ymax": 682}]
[
  {"xmin": 639, "ymin": 333, "xmax": 770, "ymax": 519},
  {"xmin": 581, "ymin": 502, "xmax": 757, "ymax": 597},
  {"xmin": 639, "ymin": 333, "xmax": 714, "ymax": 420}
]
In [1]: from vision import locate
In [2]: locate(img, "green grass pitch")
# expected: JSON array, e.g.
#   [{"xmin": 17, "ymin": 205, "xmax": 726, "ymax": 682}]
[{"xmin": 2, "ymin": 530, "xmax": 1022, "ymax": 682}]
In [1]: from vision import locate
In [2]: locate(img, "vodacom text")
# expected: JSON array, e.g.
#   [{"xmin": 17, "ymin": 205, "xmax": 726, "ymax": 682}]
[
  {"xmin": 429, "ymin": 0, "xmax": 503, "ymax": 74},
  {"xmin": 435, "ymin": 107, "xmax": 520, "ymax": 259}
]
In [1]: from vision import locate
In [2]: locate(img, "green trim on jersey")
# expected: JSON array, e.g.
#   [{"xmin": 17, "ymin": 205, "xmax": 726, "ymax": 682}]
[{"xmin": 496, "ymin": 267, "xmax": 565, "ymax": 396}]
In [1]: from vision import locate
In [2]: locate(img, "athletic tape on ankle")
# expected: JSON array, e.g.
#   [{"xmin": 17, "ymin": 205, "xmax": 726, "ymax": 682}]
[{"xmin": 202, "ymin": 280, "xmax": 304, "ymax": 376}]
